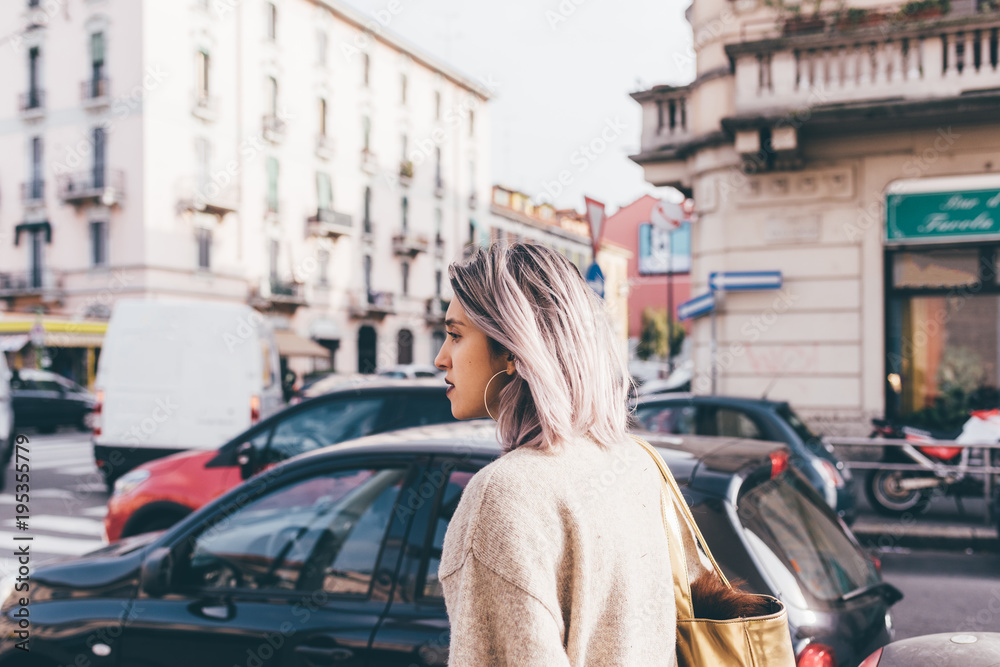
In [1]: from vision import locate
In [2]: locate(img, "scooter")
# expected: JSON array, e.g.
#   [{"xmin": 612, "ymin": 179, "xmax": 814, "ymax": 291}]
[{"xmin": 865, "ymin": 409, "xmax": 1000, "ymax": 518}]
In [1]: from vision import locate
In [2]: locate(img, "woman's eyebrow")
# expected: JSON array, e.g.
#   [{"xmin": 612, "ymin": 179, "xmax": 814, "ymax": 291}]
[{"xmin": 444, "ymin": 318, "xmax": 465, "ymax": 327}]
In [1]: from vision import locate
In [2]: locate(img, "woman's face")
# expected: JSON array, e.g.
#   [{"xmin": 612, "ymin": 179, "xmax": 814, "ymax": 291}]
[{"xmin": 434, "ymin": 299, "xmax": 511, "ymax": 420}]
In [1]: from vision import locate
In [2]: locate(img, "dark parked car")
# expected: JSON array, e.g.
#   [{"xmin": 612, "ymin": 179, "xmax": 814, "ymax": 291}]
[
  {"xmin": 10, "ymin": 368, "xmax": 95, "ymax": 433},
  {"xmin": 104, "ymin": 379, "xmax": 458, "ymax": 541},
  {"xmin": 2, "ymin": 422, "xmax": 898, "ymax": 667},
  {"xmin": 858, "ymin": 632, "xmax": 1000, "ymax": 666},
  {"xmin": 631, "ymin": 393, "xmax": 857, "ymax": 523}
]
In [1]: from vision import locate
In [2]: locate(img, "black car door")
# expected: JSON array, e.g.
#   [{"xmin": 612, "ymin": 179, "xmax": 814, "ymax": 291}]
[
  {"xmin": 368, "ymin": 455, "xmax": 488, "ymax": 666},
  {"xmin": 119, "ymin": 457, "xmax": 422, "ymax": 667}
]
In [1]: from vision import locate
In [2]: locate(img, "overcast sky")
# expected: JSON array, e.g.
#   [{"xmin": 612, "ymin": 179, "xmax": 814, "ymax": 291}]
[{"xmin": 340, "ymin": 0, "xmax": 695, "ymax": 214}]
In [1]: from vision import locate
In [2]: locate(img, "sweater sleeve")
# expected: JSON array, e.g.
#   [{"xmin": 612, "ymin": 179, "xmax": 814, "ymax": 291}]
[{"xmin": 442, "ymin": 552, "xmax": 572, "ymax": 667}]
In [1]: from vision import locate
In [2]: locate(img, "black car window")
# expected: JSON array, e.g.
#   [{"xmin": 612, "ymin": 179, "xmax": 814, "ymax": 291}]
[
  {"xmin": 179, "ymin": 466, "xmax": 406, "ymax": 595},
  {"xmin": 714, "ymin": 408, "xmax": 764, "ymax": 439},
  {"xmin": 31, "ymin": 379, "xmax": 63, "ymax": 392},
  {"xmin": 398, "ymin": 393, "xmax": 457, "ymax": 429},
  {"xmin": 633, "ymin": 404, "xmax": 696, "ymax": 435},
  {"xmin": 421, "ymin": 469, "xmax": 476, "ymax": 600},
  {"xmin": 737, "ymin": 474, "xmax": 878, "ymax": 604},
  {"xmin": 266, "ymin": 398, "xmax": 384, "ymax": 462}
]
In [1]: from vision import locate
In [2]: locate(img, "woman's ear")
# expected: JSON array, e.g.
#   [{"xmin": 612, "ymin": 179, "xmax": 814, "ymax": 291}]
[{"xmin": 506, "ymin": 353, "xmax": 516, "ymax": 375}]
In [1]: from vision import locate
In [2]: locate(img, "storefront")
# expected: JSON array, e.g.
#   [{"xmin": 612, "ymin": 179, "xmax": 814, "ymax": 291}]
[
  {"xmin": 884, "ymin": 176, "xmax": 1000, "ymax": 430},
  {"xmin": 0, "ymin": 317, "xmax": 106, "ymax": 389}
]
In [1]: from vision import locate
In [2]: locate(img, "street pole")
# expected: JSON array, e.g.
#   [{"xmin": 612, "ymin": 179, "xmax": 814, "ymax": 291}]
[
  {"xmin": 666, "ymin": 228, "xmax": 674, "ymax": 376},
  {"xmin": 710, "ymin": 288, "xmax": 719, "ymax": 396}
]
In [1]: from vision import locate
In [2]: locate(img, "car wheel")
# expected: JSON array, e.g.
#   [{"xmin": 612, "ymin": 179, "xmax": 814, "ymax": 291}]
[{"xmin": 865, "ymin": 469, "xmax": 932, "ymax": 517}]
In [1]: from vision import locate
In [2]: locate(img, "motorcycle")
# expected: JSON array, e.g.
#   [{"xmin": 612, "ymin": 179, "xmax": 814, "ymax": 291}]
[{"xmin": 865, "ymin": 409, "xmax": 1000, "ymax": 518}]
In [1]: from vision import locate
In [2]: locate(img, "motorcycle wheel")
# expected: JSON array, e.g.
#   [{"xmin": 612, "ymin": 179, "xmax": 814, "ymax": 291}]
[{"xmin": 865, "ymin": 469, "xmax": 933, "ymax": 517}]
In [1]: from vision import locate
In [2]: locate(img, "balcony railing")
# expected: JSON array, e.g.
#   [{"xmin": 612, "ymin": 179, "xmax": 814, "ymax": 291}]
[
  {"xmin": 0, "ymin": 269, "xmax": 61, "ymax": 299},
  {"xmin": 262, "ymin": 114, "xmax": 286, "ymax": 142},
  {"xmin": 316, "ymin": 135, "xmax": 335, "ymax": 160},
  {"xmin": 728, "ymin": 15, "xmax": 1000, "ymax": 115},
  {"xmin": 307, "ymin": 208, "xmax": 353, "ymax": 239},
  {"xmin": 192, "ymin": 94, "xmax": 218, "ymax": 121},
  {"xmin": 392, "ymin": 232, "xmax": 430, "ymax": 256},
  {"xmin": 348, "ymin": 290, "xmax": 395, "ymax": 319},
  {"xmin": 249, "ymin": 277, "xmax": 307, "ymax": 312},
  {"xmin": 634, "ymin": 87, "xmax": 692, "ymax": 152},
  {"xmin": 81, "ymin": 78, "xmax": 110, "ymax": 106},
  {"xmin": 19, "ymin": 89, "xmax": 45, "ymax": 114},
  {"xmin": 58, "ymin": 170, "xmax": 125, "ymax": 206},
  {"xmin": 21, "ymin": 181, "xmax": 44, "ymax": 204},
  {"xmin": 177, "ymin": 177, "xmax": 239, "ymax": 217}
]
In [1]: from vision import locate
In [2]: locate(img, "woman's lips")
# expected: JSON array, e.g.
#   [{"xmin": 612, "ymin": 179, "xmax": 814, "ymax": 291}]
[{"xmin": 446, "ymin": 385, "xmax": 454, "ymax": 396}]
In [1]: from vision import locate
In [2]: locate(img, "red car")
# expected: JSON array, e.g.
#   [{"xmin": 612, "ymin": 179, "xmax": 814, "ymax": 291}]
[{"xmin": 104, "ymin": 379, "xmax": 455, "ymax": 542}]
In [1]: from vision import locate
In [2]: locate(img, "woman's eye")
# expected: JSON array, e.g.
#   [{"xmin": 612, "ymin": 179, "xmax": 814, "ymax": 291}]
[{"xmin": 446, "ymin": 332, "xmax": 460, "ymax": 340}]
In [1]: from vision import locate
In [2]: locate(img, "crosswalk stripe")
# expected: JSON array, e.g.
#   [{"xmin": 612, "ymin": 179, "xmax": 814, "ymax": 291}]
[
  {"xmin": 0, "ymin": 532, "xmax": 104, "ymax": 558},
  {"xmin": 2, "ymin": 515, "xmax": 103, "ymax": 537}
]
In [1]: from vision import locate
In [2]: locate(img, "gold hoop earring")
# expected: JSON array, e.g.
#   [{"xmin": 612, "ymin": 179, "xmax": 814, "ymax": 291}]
[{"xmin": 484, "ymin": 369, "xmax": 507, "ymax": 422}]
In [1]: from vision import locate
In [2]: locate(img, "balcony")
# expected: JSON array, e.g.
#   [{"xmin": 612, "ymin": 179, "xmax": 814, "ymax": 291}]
[
  {"xmin": 392, "ymin": 232, "xmax": 430, "ymax": 257},
  {"xmin": 361, "ymin": 149, "xmax": 378, "ymax": 174},
  {"xmin": 81, "ymin": 78, "xmax": 110, "ymax": 109},
  {"xmin": 192, "ymin": 94, "xmax": 218, "ymax": 122},
  {"xmin": 58, "ymin": 170, "xmax": 125, "ymax": 207},
  {"xmin": 18, "ymin": 89, "xmax": 45, "ymax": 119},
  {"xmin": 424, "ymin": 296, "xmax": 448, "ymax": 324},
  {"xmin": 176, "ymin": 177, "xmax": 238, "ymax": 218},
  {"xmin": 307, "ymin": 208, "xmax": 353, "ymax": 239},
  {"xmin": 262, "ymin": 114, "xmax": 286, "ymax": 143},
  {"xmin": 348, "ymin": 290, "xmax": 395, "ymax": 319},
  {"xmin": 726, "ymin": 13, "xmax": 1000, "ymax": 124},
  {"xmin": 0, "ymin": 269, "xmax": 63, "ymax": 305},
  {"xmin": 21, "ymin": 181, "xmax": 44, "ymax": 206},
  {"xmin": 632, "ymin": 86, "xmax": 693, "ymax": 155},
  {"xmin": 316, "ymin": 134, "xmax": 335, "ymax": 160},
  {"xmin": 249, "ymin": 277, "xmax": 307, "ymax": 313},
  {"xmin": 399, "ymin": 160, "xmax": 414, "ymax": 187}
]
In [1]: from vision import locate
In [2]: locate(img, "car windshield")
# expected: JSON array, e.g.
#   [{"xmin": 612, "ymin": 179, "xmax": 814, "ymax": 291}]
[
  {"xmin": 737, "ymin": 473, "xmax": 878, "ymax": 604},
  {"xmin": 777, "ymin": 404, "xmax": 819, "ymax": 442}
]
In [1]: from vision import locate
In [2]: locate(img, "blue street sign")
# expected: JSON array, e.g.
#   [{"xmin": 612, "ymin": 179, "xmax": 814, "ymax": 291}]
[
  {"xmin": 585, "ymin": 262, "xmax": 605, "ymax": 299},
  {"xmin": 709, "ymin": 271, "xmax": 782, "ymax": 292},
  {"xmin": 678, "ymin": 292, "xmax": 715, "ymax": 321}
]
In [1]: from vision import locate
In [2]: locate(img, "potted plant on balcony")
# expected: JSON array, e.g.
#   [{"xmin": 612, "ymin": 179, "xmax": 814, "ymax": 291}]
[
  {"xmin": 766, "ymin": 0, "xmax": 827, "ymax": 35},
  {"xmin": 835, "ymin": 7, "xmax": 888, "ymax": 30},
  {"xmin": 896, "ymin": 0, "xmax": 950, "ymax": 20}
]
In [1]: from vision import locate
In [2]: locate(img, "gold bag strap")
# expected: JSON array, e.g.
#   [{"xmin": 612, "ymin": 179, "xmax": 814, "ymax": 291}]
[{"xmin": 630, "ymin": 435, "xmax": 732, "ymax": 599}]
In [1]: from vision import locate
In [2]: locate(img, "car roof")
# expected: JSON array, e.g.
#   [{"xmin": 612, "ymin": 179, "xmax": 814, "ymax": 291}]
[
  {"xmin": 633, "ymin": 392, "xmax": 789, "ymax": 410},
  {"xmin": 314, "ymin": 376, "xmax": 445, "ymax": 395},
  {"xmin": 280, "ymin": 420, "xmax": 786, "ymax": 486}
]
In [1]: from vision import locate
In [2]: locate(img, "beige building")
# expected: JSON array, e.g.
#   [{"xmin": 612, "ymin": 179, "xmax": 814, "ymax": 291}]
[
  {"xmin": 632, "ymin": 1, "xmax": 1000, "ymax": 433},
  {"xmin": 0, "ymin": 0, "xmax": 496, "ymax": 385}
]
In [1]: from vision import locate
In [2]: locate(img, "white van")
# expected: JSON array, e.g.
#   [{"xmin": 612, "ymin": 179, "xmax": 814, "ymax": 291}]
[
  {"xmin": 0, "ymin": 352, "xmax": 13, "ymax": 467},
  {"xmin": 93, "ymin": 299, "xmax": 283, "ymax": 487}
]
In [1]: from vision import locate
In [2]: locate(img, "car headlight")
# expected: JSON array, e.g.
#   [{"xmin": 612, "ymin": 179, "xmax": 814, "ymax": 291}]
[{"xmin": 113, "ymin": 469, "xmax": 151, "ymax": 497}]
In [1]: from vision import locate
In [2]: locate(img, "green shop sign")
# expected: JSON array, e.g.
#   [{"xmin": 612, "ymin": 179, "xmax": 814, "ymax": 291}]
[{"xmin": 886, "ymin": 188, "xmax": 1000, "ymax": 243}]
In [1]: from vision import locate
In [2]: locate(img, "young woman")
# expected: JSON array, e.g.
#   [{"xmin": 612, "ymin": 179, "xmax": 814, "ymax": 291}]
[{"xmin": 434, "ymin": 242, "xmax": 709, "ymax": 666}]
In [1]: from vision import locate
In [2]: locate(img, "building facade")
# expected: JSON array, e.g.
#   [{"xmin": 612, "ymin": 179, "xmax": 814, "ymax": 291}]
[
  {"xmin": 0, "ymin": 0, "xmax": 494, "ymax": 386},
  {"xmin": 632, "ymin": 0, "xmax": 1000, "ymax": 432}
]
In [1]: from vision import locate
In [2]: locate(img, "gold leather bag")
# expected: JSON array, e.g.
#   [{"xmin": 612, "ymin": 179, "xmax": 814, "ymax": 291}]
[{"xmin": 632, "ymin": 436, "xmax": 797, "ymax": 667}]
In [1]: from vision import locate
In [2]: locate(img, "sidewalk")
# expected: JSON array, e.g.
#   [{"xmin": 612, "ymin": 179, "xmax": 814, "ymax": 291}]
[{"xmin": 849, "ymin": 494, "xmax": 999, "ymax": 552}]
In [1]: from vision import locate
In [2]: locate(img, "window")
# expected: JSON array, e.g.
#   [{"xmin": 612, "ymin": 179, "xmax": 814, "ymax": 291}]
[
  {"xmin": 363, "ymin": 186, "xmax": 372, "ymax": 233},
  {"xmin": 265, "ymin": 2, "xmax": 277, "ymax": 40},
  {"xmin": 431, "ymin": 330, "xmax": 446, "ymax": 361},
  {"xmin": 401, "ymin": 196, "xmax": 408, "ymax": 231},
  {"xmin": 269, "ymin": 239, "xmax": 279, "ymax": 280},
  {"xmin": 711, "ymin": 408, "xmax": 764, "ymax": 439},
  {"xmin": 317, "ymin": 30, "xmax": 328, "ymax": 66},
  {"xmin": 267, "ymin": 398, "xmax": 386, "ymax": 462},
  {"xmin": 90, "ymin": 221, "xmax": 107, "ymax": 267},
  {"xmin": 632, "ymin": 404, "xmax": 696, "ymax": 434},
  {"xmin": 317, "ymin": 172, "xmax": 332, "ymax": 211},
  {"xmin": 178, "ymin": 465, "xmax": 406, "ymax": 595},
  {"xmin": 319, "ymin": 98, "xmax": 327, "ymax": 137},
  {"xmin": 196, "ymin": 50, "xmax": 210, "ymax": 98},
  {"xmin": 29, "ymin": 136, "xmax": 43, "ymax": 198},
  {"xmin": 434, "ymin": 269, "xmax": 442, "ymax": 296},
  {"xmin": 196, "ymin": 227, "xmax": 212, "ymax": 270},
  {"xmin": 434, "ymin": 147, "xmax": 442, "ymax": 188},
  {"xmin": 93, "ymin": 127, "xmax": 106, "ymax": 188},
  {"xmin": 422, "ymin": 469, "xmax": 476, "ymax": 599},
  {"xmin": 362, "ymin": 116, "xmax": 371, "ymax": 152},
  {"xmin": 401, "ymin": 261, "xmax": 409, "ymax": 297},
  {"xmin": 266, "ymin": 157, "xmax": 279, "ymax": 213},
  {"xmin": 267, "ymin": 76, "xmax": 278, "ymax": 115},
  {"xmin": 434, "ymin": 90, "xmax": 441, "ymax": 120},
  {"xmin": 317, "ymin": 248, "xmax": 330, "ymax": 286},
  {"xmin": 434, "ymin": 208, "xmax": 443, "ymax": 240},
  {"xmin": 91, "ymin": 32, "xmax": 105, "ymax": 92},
  {"xmin": 27, "ymin": 47, "xmax": 41, "ymax": 108},
  {"xmin": 468, "ymin": 219, "xmax": 475, "ymax": 245},
  {"xmin": 397, "ymin": 329, "xmax": 413, "ymax": 365},
  {"xmin": 28, "ymin": 229, "xmax": 45, "ymax": 288},
  {"xmin": 400, "ymin": 73, "xmax": 407, "ymax": 104},
  {"xmin": 469, "ymin": 109, "xmax": 475, "ymax": 137},
  {"xmin": 362, "ymin": 52, "xmax": 370, "ymax": 86},
  {"xmin": 363, "ymin": 255, "xmax": 372, "ymax": 294}
]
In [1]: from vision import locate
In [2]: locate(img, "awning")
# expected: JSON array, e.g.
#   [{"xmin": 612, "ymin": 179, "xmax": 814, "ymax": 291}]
[
  {"xmin": 0, "ymin": 335, "xmax": 29, "ymax": 352},
  {"xmin": 44, "ymin": 332, "xmax": 105, "ymax": 348},
  {"xmin": 274, "ymin": 330, "xmax": 330, "ymax": 358}
]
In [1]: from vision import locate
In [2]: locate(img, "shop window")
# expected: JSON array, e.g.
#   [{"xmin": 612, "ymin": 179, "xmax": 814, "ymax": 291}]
[{"xmin": 893, "ymin": 250, "xmax": 981, "ymax": 288}]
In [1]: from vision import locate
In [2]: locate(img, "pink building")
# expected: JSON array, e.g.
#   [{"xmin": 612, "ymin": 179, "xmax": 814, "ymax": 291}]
[{"xmin": 602, "ymin": 195, "xmax": 691, "ymax": 342}]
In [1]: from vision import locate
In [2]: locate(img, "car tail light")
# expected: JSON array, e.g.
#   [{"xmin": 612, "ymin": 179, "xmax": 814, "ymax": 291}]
[
  {"xmin": 816, "ymin": 458, "xmax": 846, "ymax": 489},
  {"xmin": 250, "ymin": 395, "xmax": 261, "ymax": 425},
  {"xmin": 858, "ymin": 647, "xmax": 883, "ymax": 667},
  {"xmin": 769, "ymin": 450, "xmax": 789, "ymax": 478},
  {"xmin": 797, "ymin": 642, "xmax": 837, "ymax": 667},
  {"xmin": 93, "ymin": 390, "xmax": 104, "ymax": 437},
  {"xmin": 870, "ymin": 553, "xmax": 882, "ymax": 574}
]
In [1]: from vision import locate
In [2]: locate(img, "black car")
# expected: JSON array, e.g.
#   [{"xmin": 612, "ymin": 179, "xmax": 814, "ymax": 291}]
[
  {"xmin": 1, "ymin": 422, "xmax": 898, "ymax": 667},
  {"xmin": 631, "ymin": 393, "xmax": 858, "ymax": 523},
  {"xmin": 10, "ymin": 368, "xmax": 95, "ymax": 433}
]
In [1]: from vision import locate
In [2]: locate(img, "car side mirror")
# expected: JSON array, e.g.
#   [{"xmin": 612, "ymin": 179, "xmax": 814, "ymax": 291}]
[
  {"xmin": 140, "ymin": 547, "xmax": 174, "ymax": 597},
  {"xmin": 236, "ymin": 441, "xmax": 256, "ymax": 480}
]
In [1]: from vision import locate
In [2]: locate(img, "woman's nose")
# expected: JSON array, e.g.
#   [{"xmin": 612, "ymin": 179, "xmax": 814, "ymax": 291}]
[{"xmin": 434, "ymin": 345, "xmax": 448, "ymax": 370}]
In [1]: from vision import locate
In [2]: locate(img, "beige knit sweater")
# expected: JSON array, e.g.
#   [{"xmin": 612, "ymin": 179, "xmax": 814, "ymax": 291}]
[{"xmin": 440, "ymin": 434, "xmax": 710, "ymax": 666}]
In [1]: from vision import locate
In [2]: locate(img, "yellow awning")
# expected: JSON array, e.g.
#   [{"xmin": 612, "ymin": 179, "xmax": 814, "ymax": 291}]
[
  {"xmin": 44, "ymin": 332, "xmax": 106, "ymax": 348},
  {"xmin": 274, "ymin": 330, "xmax": 329, "ymax": 358},
  {"xmin": 0, "ymin": 319, "xmax": 107, "ymax": 334}
]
